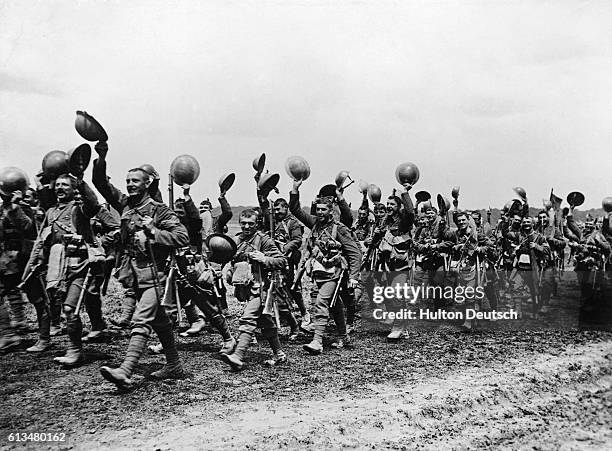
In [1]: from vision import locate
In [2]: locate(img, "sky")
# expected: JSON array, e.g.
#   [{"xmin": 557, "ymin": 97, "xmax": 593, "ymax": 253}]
[{"xmin": 1, "ymin": 0, "xmax": 611, "ymax": 210}]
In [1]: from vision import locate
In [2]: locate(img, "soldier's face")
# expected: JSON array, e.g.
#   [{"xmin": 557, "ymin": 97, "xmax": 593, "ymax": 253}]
[
  {"xmin": 457, "ymin": 215, "xmax": 468, "ymax": 231},
  {"xmin": 24, "ymin": 189, "xmax": 36, "ymax": 206},
  {"xmin": 374, "ymin": 205, "xmax": 386, "ymax": 219},
  {"xmin": 239, "ymin": 214, "xmax": 257, "ymax": 237},
  {"xmin": 386, "ymin": 199, "xmax": 399, "ymax": 215},
  {"xmin": 521, "ymin": 218, "xmax": 533, "ymax": 232},
  {"xmin": 315, "ymin": 204, "xmax": 332, "ymax": 221},
  {"xmin": 174, "ymin": 202, "xmax": 185, "ymax": 218},
  {"xmin": 584, "ymin": 221, "xmax": 595, "ymax": 233},
  {"xmin": 426, "ymin": 210, "xmax": 436, "ymax": 223},
  {"xmin": 126, "ymin": 171, "xmax": 149, "ymax": 197},
  {"xmin": 358, "ymin": 209, "xmax": 368, "ymax": 221},
  {"xmin": 512, "ymin": 216, "xmax": 522, "ymax": 227},
  {"xmin": 471, "ymin": 214, "xmax": 481, "ymax": 226},
  {"xmin": 419, "ymin": 215, "xmax": 428, "ymax": 226},
  {"xmin": 538, "ymin": 214, "xmax": 548, "ymax": 226},
  {"xmin": 274, "ymin": 204, "xmax": 288, "ymax": 220},
  {"xmin": 54, "ymin": 177, "xmax": 75, "ymax": 202}
]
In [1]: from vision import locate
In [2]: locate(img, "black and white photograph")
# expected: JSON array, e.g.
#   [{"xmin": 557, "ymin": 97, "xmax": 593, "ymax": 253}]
[{"xmin": 1, "ymin": 1, "xmax": 611, "ymax": 449}]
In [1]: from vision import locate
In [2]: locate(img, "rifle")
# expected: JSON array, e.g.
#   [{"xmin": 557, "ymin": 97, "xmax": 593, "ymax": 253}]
[
  {"xmin": 527, "ymin": 233, "xmax": 541, "ymax": 315},
  {"xmin": 74, "ymin": 267, "xmax": 92, "ymax": 316},
  {"xmin": 329, "ymin": 268, "xmax": 346, "ymax": 309}
]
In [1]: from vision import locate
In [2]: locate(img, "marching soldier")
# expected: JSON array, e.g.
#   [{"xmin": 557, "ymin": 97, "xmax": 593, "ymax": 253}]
[
  {"xmin": 289, "ymin": 179, "xmax": 362, "ymax": 354},
  {"xmin": 567, "ymin": 212, "xmax": 611, "ymax": 314},
  {"xmin": 222, "ymin": 209, "xmax": 288, "ymax": 370},
  {"xmin": 1, "ymin": 173, "xmax": 46, "ymax": 353},
  {"xmin": 440, "ymin": 210, "xmax": 492, "ymax": 330},
  {"xmin": 92, "ymin": 142, "xmax": 163, "ymax": 328},
  {"xmin": 370, "ymin": 187, "xmax": 415, "ymax": 339},
  {"xmin": 169, "ymin": 186, "xmax": 235, "ymax": 353},
  {"xmin": 535, "ymin": 210, "xmax": 566, "ymax": 313},
  {"xmin": 412, "ymin": 206, "xmax": 446, "ymax": 315},
  {"xmin": 258, "ymin": 194, "xmax": 307, "ymax": 339},
  {"xmin": 26, "ymin": 174, "xmax": 108, "ymax": 365},
  {"xmin": 98, "ymin": 166, "xmax": 189, "ymax": 389},
  {"xmin": 504, "ymin": 216, "xmax": 550, "ymax": 318}
]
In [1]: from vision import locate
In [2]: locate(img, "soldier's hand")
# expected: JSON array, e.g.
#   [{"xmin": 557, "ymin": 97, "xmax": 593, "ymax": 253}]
[
  {"xmin": 248, "ymin": 251, "xmax": 266, "ymax": 263},
  {"xmin": 453, "ymin": 244, "xmax": 463, "ymax": 252},
  {"xmin": 529, "ymin": 242, "xmax": 539, "ymax": 250},
  {"xmin": 142, "ymin": 215, "xmax": 155, "ymax": 233},
  {"xmin": 182, "ymin": 184, "xmax": 191, "ymax": 201},
  {"xmin": 94, "ymin": 141, "xmax": 108, "ymax": 158},
  {"xmin": 292, "ymin": 179, "xmax": 303, "ymax": 192},
  {"xmin": 348, "ymin": 278, "xmax": 358, "ymax": 289},
  {"xmin": 9, "ymin": 191, "xmax": 23, "ymax": 209},
  {"xmin": 402, "ymin": 182, "xmax": 412, "ymax": 192}
]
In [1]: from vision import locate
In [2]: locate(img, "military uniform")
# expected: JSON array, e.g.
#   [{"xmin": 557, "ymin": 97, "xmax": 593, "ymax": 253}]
[
  {"xmin": 171, "ymin": 195, "xmax": 234, "ymax": 351},
  {"xmin": 0, "ymin": 198, "xmax": 41, "ymax": 352},
  {"xmin": 290, "ymin": 191, "xmax": 361, "ymax": 354},
  {"xmin": 222, "ymin": 229, "xmax": 287, "ymax": 370},
  {"xmin": 28, "ymin": 179, "xmax": 107, "ymax": 365},
  {"xmin": 440, "ymin": 219, "xmax": 493, "ymax": 328},
  {"xmin": 98, "ymin": 185, "xmax": 189, "ymax": 388},
  {"xmin": 258, "ymin": 195, "xmax": 305, "ymax": 332},
  {"xmin": 504, "ymin": 226, "xmax": 550, "ymax": 317},
  {"xmin": 567, "ymin": 215, "xmax": 611, "ymax": 313}
]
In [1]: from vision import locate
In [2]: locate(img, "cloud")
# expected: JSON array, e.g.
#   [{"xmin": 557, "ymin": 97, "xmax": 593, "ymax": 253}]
[{"xmin": 0, "ymin": 72, "xmax": 61, "ymax": 96}]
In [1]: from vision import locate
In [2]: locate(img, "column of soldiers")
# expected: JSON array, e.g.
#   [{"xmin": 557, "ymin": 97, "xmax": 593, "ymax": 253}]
[{"xmin": 2, "ymin": 141, "xmax": 612, "ymax": 390}]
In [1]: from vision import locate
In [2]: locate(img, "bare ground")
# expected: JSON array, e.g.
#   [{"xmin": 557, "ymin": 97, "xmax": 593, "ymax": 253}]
[{"xmin": 1, "ymin": 275, "xmax": 611, "ymax": 450}]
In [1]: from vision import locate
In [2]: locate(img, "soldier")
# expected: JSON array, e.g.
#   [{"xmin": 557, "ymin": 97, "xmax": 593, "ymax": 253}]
[
  {"xmin": 371, "ymin": 187, "xmax": 415, "ymax": 339},
  {"xmin": 440, "ymin": 211, "xmax": 492, "ymax": 330},
  {"xmin": 26, "ymin": 174, "xmax": 108, "ymax": 365},
  {"xmin": 168, "ymin": 186, "xmax": 235, "ymax": 353},
  {"xmin": 92, "ymin": 142, "xmax": 164, "ymax": 329},
  {"xmin": 258, "ymin": 194, "xmax": 306, "ymax": 339},
  {"xmin": 222, "ymin": 209, "xmax": 287, "ymax": 370},
  {"xmin": 412, "ymin": 205, "xmax": 446, "ymax": 316},
  {"xmin": 535, "ymin": 210, "xmax": 566, "ymax": 313},
  {"xmin": 1, "ymin": 179, "xmax": 45, "ymax": 353},
  {"xmin": 98, "ymin": 167, "xmax": 189, "ymax": 389},
  {"xmin": 567, "ymin": 212, "xmax": 611, "ymax": 314},
  {"xmin": 504, "ymin": 216, "xmax": 550, "ymax": 318},
  {"xmin": 82, "ymin": 203, "xmax": 121, "ymax": 342},
  {"xmin": 289, "ymin": 180, "xmax": 362, "ymax": 354}
]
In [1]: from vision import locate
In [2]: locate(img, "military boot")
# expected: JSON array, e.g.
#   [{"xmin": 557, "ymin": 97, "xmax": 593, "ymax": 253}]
[
  {"xmin": 150, "ymin": 324, "xmax": 184, "ymax": 380},
  {"xmin": 303, "ymin": 324, "xmax": 324, "ymax": 355},
  {"xmin": 386, "ymin": 319, "xmax": 404, "ymax": 341},
  {"xmin": 222, "ymin": 332, "xmax": 252, "ymax": 371},
  {"xmin": 100, "ymin": 333, "xmax": 148, "ymax": 390},
  {"xmin": 54, "ymin": 315, "xmax": 84, "ymax": 367},
  {"xmin": 7, "ymin": 290, "xmax": 27, "ymax": 332}
]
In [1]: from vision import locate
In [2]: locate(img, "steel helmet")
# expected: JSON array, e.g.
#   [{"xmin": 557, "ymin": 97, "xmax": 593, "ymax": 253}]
[
  {"xmin": 252, "ymin": 153, "xmax": 266, "ymax": 173},
  {"xmin": 170, "ymin": 155, "xmax": 200, "ymax": 186},
  {"xmin": 285, "ymin": 156, "xmax": 310, "ymax": 181},
  {"xmin": 75, "ymin": 110, "xmax": 108, "ymax": 142},
  {"xmin": 567, "ymin": 191, "xmax": 585, "ymax": 208},
  {"xmin": 218, "ymin": 172, "xmax": 235, "ymax": 192},
  {"xmin": 395, "ymin": 162, "xmax": 420, "ymax": 186},
  {"xmin": 42, "ymin": 150, "xmax": 70, "ymax": 179},
  {"xmin": 0, "ymin": 166, "xmax": 30, "ymax": 196},
  {"xmin": 206, "ymin": 233, "xmax": 237, "ymax": 264},
  {"xmin": 368, "ymin": 184, "xmax": 382, "ymax": 203}
]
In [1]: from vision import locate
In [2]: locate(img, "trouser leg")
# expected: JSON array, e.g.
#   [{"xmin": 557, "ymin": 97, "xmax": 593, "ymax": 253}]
[{"xmin": 7, "ymin": 288, "xmax": 27, "ymax": 327}]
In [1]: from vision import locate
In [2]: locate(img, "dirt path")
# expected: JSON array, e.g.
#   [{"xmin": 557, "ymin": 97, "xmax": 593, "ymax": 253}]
[{"xmin": 77, "ymin": 341, "xmax": 612, "ymax": 450}]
